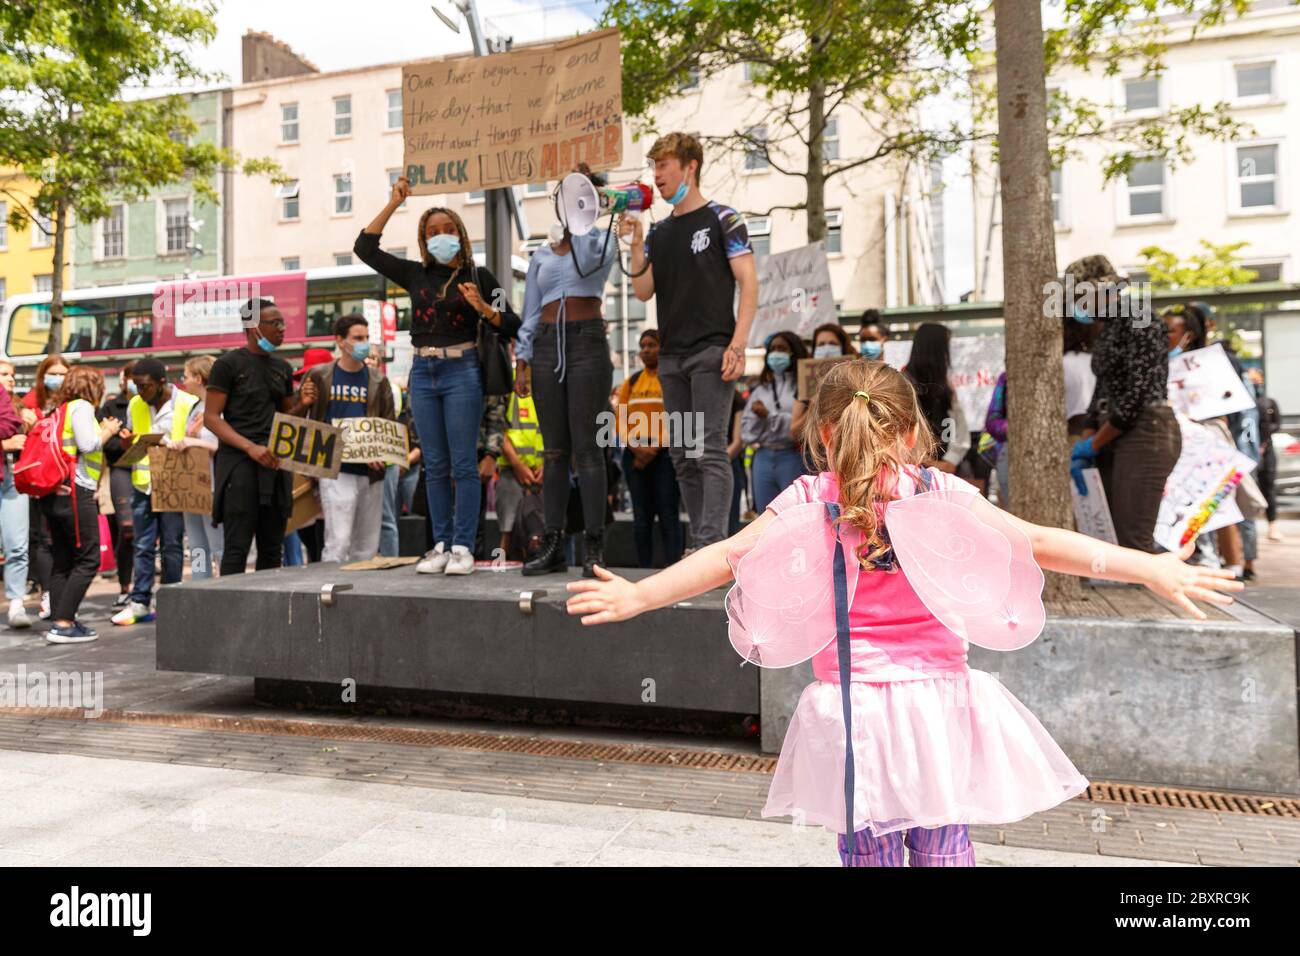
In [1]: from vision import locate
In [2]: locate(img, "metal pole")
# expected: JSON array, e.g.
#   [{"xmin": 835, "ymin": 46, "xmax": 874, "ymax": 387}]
[{"xmin": 620, "ymin": 250, "xmax": 630, "ymax": 379}]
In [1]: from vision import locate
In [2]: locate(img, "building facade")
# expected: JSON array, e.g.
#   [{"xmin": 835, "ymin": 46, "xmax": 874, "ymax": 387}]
[
  {"xmin": 973, "ymin": 1, "xmax": 1300, "ymax": 299},
  {"xmin": 0, "ymin": 168, "xmax": 68, "ymax": 308}
]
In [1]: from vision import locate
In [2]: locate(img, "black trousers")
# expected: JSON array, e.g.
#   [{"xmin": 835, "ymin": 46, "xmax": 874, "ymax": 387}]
[
  {"xmin": 1098, "ymin": 404, "xmax": 1182, "ymax": 554},
  {"xmin": 40, "ymin": 487, "xmax": 100, "ymax": 622},
  {"xmin": 219, "ymin": 459, "xmax": 288, "ymax": 576}
]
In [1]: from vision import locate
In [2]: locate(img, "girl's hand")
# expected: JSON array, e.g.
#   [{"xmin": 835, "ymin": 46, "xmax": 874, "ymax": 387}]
[
  {"xmin": 1144, "ymin": 542, "xmax": 1243, "ymax": 619},
  {"xmin": 566, "ymin": 565, "xmax": 646, "ymax": 625}
]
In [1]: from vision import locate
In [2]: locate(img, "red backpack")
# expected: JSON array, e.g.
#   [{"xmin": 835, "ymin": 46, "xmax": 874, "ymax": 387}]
[{"xmin": 12, "ymin": 403, "xmax": 75, "ymax": 498}]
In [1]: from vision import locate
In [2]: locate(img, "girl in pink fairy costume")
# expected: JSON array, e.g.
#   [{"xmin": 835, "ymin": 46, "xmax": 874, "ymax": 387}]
[{"xmin": 567, "ymin": 360, "xmax": 1241, "ymax": 867}]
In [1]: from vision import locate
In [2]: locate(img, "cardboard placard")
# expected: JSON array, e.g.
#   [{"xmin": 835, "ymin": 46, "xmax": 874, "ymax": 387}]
[
  {"xmin": 1167, "ymin": 343, "xmax": 1255, "ymax": 421},
  {"xmin": 285, "ymin": 474, "xmax": 321, "ymax": 534},
  {"xmin": 796, "ymin": 355, "xmax": 854, "ymax": 400},
  {"xmin": 1154, "ymin": 413, "xmax": 1255, "ymax": 553},
  {"xmin": 401, "ymin": 28, "xmax": 623, "ymax": 194},
  {"xmin": 146, "ymin": 446, "xmax": 212, "ymax": 515},
  {"xmin": 115, "ymin": 433, "xmax": 163, "ymax": 467},
  {"xmin": 334, "ymin": 417, "xmax": 409, "ymax": 468},
  {"xmin": 749, "ymin": 242, "xmax": 837, "ymax": 348},
  {"xmin": 269, "ymin": 413, "xmax": 342, "ymax": 480},
  {"xmin": 884, "ymin": 335, "xmax": 1005, "ymax": 432}
]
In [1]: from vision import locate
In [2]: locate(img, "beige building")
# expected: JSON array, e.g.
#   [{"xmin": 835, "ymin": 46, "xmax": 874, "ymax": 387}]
[{"xmin": 973, "ymin": 1, "xmax": 1300, "ymax": 299}]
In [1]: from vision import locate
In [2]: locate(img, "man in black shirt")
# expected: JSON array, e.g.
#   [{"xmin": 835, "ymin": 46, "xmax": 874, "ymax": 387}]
[
  {"xmin": 204, "ymin": 298, "xmax": 318, "ymax": 574},
  {"xmin": 622, "ymin": 133, "xmax": 758, "ymax": 548}
]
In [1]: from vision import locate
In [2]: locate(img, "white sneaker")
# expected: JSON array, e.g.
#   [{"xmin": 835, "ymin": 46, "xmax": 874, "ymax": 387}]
[
  {"xmin": 7, "ymin": 598, "xmax": 30, "ymax": 630},
  {"xmin": 38, "ymin": 591, "xmax": 50, "ymax": 620},
  {"xmin": 444, "ymin": 545, "xmax": 475, "ymax": 575},
  {"xmin": 417, "ymin": 543, "xmax": 450, "ymax": 574},
  {"xmin": 111, "ymin": 601, "xmax": 155, "ymax": 626}
]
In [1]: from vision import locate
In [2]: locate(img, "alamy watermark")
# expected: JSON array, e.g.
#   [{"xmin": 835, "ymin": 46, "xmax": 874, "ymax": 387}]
[
  {"xmin": 595, "ymin": 408, "xmax": 705, "ymax": 459},
  {"xmin": 0, "ymin": 665, "xmax": 104, "ymax": 718},
  {"xmin": 1042, "ymin": 275, "xmax": 1153, "ymax": 327}
]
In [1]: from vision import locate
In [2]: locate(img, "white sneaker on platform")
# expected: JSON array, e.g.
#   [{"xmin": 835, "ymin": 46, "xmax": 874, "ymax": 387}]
[
  {"xmin": 444, "ymin": 546, "xmax": 474, "ymax": 575},
  {"xmin": 38, "ymin": 592, "xmax": 50, "ymax": 620},
  {"xmin": 7, "ymin": 598, "xmax": 30, "ymax": 629},
  {"xmin": 417, "ymin": 543, "xmax": 450, "ymax": 574}
]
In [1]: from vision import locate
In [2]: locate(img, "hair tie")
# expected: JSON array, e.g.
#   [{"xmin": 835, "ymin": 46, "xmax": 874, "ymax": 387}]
[{"xmin": 854, "ymin": 390, "xmax": 871, "ymax": 404}]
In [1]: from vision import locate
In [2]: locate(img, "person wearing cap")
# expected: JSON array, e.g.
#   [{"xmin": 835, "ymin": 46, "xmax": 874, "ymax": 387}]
[
  {"xmin": 1067, "ymin": 255, "xmax": 1180, "ymax": 552},
  {"xmin": 204, "ymin": 298, "xmax": 318, "ymax": 575},
  {"xmin": 301, "ymin": 314, "xmax": 396, "ymax": 564},
  {"xmin": 110, "ymin": 358, "xmax": 200, "ymax": 626}
]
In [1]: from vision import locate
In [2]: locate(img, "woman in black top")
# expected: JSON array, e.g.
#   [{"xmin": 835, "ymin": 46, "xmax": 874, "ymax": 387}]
[
  {"xmin": 904, "ymin": 323, "xmax": 969, "ymax": 473},
  {"xmin": 1069, "ymin": 255, "xmax": 1180, "ymax": 553},
  {"xmin": 355, "ymin": 175, "xmax": 520, "ymax": 576}
]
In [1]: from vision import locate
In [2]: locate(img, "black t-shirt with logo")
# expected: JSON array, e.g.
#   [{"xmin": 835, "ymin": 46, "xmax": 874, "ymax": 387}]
[
  {"xmin": 644, "ymin": 201, "xmax": 752, "ymax": 356},
  {"xmin": 207, "ymin": 347, "xmax": 294, "ymax": 448}
]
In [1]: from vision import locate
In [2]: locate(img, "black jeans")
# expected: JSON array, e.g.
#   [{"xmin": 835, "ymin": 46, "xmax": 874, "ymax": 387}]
[
  {"xmin": 219, "ymin": 458, "xmax": 288, "ymax": 575},
  {"xmin": 1098, "ymin": 404, "xmax": 1181, "ymax": 553},
  {"xmin": 531, "ymin": 319, "xmax": 613, "ymax": 534},
  {"xmin": 40, "ymin": 488, "xmax": 100, "ymax": 622},
  {"xmin": 622, "ymin": 447, "xmax": 683, "ymax": 567}
]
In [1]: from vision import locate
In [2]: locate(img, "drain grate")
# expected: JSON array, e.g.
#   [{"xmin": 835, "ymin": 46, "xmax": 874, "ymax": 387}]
[{"xmin": 4, "ymin": 707, "xmax": 1297, "ymax": 818}]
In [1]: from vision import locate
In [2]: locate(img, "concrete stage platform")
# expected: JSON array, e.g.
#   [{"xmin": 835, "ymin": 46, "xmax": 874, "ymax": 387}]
[{"xmin": 157, "ymin": 566, "xmax": 1300, "ymax": 793}]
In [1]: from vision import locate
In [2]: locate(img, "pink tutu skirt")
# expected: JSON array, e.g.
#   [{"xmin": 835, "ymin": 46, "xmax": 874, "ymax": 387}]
[{"xmin": 763, "ymin": 669, "xmax": 1089, "ymax": 835}]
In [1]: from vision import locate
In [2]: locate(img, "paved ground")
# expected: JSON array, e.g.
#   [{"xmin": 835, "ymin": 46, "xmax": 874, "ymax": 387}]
[{"xmin": 0, "ymin": 518, "xmax": 1296, "ymax": 867}]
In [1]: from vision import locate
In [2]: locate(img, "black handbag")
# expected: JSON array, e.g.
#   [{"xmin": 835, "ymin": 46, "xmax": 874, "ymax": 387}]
[{"xmin": 474, "ymin": 266, "xmax": 514, "ymax": 397}]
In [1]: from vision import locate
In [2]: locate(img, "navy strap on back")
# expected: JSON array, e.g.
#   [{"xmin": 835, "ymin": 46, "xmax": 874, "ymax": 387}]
[{"xmin": 825, "ymin": 502, "xmax": 855, "ymax": 839}]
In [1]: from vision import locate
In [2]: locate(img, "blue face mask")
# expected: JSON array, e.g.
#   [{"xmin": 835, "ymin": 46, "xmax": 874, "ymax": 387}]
[
  {"xmin": 350, "ymin": 341, "xmax": 371, "ymax": 362},
  {"xmin": 665, "ymin": 178, "xmax": 689, "ymax": 206},
  {"xmin": 766, "ymin": 352, "xmax": 791, "ymax": 374},
  {"xmin": 813, "ymin": 344, "xmax": 842, "ymax": 360},
  {"xmin": 1072, "ymin": 304, "xmax": 1093, "ymax": 324},
  {"xmin": 860, "ymin": 340, "xmax": 883, "ymax": 359},
  {"xmin": 126, "ymin": 380, "xmax": 138, "ymax": 396},
  {"xmin": 426, "ymin": 233, "xmax": 460, "ymax": 264},
  {"xmin": 1168, "ymin": 346, "xmax": 1183, "ymax": 360},
  {"xmin": 43, "ymin": 374, "xmax": 64, "ymax": 392},
  {"xmin": 256, "ymin": 336, "xmax": 278, "ymax": 354}
]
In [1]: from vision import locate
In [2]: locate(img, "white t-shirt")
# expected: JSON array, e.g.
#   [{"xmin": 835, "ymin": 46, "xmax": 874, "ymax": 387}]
[{"xmin": 1063, "ymin": 351, "xmax": 1097, "ymax": 419}]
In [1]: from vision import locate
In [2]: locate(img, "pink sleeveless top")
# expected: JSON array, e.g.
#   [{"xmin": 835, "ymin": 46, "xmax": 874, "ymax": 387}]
[{"xmin": 765, "ymin": 469, "xmax": 970, "ymax": 683}]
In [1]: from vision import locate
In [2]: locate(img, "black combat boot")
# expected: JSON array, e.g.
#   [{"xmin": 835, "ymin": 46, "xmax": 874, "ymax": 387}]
[
  {"xmin": 582, "ymin": 530, "xmax": 606, "ymax": 578},
  {"xmin": 522, "ymin": 529, "xmax": 566, "ymax": 576}
]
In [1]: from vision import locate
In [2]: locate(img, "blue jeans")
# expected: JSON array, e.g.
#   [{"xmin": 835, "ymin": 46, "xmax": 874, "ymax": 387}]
[
  {"xmin": 622, "ymin": 447, "xmax": 683, "ymax": 568},
  {"xmin": 129, "ymin": 490, "xmax": 185, "ymax": 607},
  {"xmin": 184, "ymin": 511, "xmax": 225, "ymax": 580},
  {"xmin": 751, "ymin": 446, "xmax": 806, "ymax": 513},
  {"xmin": 283, "ymin": 530, "xmax": 305, "ymax": 566},
  {"xmin": 408, "ymin": 352, "xmax": 484, "ymax": 550},
  {"xmin": 1, "ymin": 468, "xmax": 30, "ymax": 601},
  {"xmin": 379, "ymin": 462, "xmax": 421, "ymax": 557}
]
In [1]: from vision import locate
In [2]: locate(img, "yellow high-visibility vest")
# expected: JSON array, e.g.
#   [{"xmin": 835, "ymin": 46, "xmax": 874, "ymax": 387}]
[
  {"xmin": 128, "ymin": 389, "xmax": 198, "ymax": 492},
  {"xmin": 498, "ymin": 392, "xmax": 543, "ymax": 470},
  {"xmin": 60, "ymin": 399, "xmax": 103, "ymax": 484}
]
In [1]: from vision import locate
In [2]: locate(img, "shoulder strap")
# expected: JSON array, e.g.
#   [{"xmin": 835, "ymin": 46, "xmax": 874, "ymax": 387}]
[
  {"xmin": 628, "ymin": 369, "xmax": 643, "ymax": 389},
  {"xmin": 824, "ymin": 501, "xmax": 855, "ymax": 839}
]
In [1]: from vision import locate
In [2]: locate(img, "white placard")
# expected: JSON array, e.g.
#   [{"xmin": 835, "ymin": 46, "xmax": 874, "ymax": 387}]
[
  {"xmin": 1070, "ymin": 467, "xmax": 1118, "ymax": 544},
  {"xmin": 884, "ymin": 334, "xmax": 1005, "ymax": 430},
  {"xmin": 1154, "ymin": 413, "xmax": 1256, "ymax": 553},
  {"xmin": 1167, "ymin": 343, "xmax": 1254, "ymax": 421},
  {"xmin": 748, "ymin": 242, "xmax": 837, "ymax": 348},
  {"xmin": 363, "ymin": 298, "xmax": 384, "ymax": 347},
  {"xmin": 175, "ymin": 294, "xmax": 272, "ymax": 338}
]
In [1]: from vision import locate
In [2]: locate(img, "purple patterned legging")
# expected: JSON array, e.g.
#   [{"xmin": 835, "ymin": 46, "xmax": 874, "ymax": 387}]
[{"xmin": 837, "ymin": 824, "xmax": 976, "ymax": 867}]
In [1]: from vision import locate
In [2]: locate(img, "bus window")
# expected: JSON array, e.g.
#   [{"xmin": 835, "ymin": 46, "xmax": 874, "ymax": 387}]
[
  {"xmin": 6, "ymin": 303, "xmax": 53, "ymax": 356},
  {"xmin": 305, "ymin": 275, "xmax": 384, "ymax": 338},
  {"xmin": 122, "ymin": 304, "xmax": 153, "ymax": 350}
]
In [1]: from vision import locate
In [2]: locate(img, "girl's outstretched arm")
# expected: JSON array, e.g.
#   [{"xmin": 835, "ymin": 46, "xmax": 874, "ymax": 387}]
[
  {"xmin": 1000, "ymin": 509, "xmax": 1243, "ymax": 619},
  {"xmin": 566, "ymin": 511, "xmax": 776, "ymax": 625}
]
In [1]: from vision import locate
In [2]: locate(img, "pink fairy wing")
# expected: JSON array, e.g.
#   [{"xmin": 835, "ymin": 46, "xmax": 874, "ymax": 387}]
[
  {"xmin": 885, "ymin": 487, "xmax": 1045, "ymax": 651},
  {"xmin": 725, "ymin": 502, "xmax": 861, "ymax": 668}
]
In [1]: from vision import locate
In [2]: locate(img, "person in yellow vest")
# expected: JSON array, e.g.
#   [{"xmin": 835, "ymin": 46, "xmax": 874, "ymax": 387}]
[
  {"xmin": 43, "ymin": 367, "xmax": 120, "ymax": 643},
  {"xmin": 111, "ymin": 358, "xmax": 199, "ymax": 627},
  {"xmin": 495, "ymin": 381, "xmax": 544, "ymax": 559}
]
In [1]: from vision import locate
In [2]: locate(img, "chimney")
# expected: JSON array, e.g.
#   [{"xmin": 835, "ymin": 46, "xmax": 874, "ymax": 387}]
[{"xmin": 241, "ymin": 30, "xmax": 319, "ymax": 83}]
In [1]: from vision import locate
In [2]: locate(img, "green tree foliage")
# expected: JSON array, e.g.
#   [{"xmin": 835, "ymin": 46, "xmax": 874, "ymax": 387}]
[{"xmin": 1138, "ymin": 240, "xmax": 1259, "ymax": 289}]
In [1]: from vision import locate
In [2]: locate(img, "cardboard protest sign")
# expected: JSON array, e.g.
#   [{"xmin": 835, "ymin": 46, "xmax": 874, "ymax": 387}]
[
  {"xmin": 1069, "ymin": 467, "xmax": 1117, "ymax": 585},
  {"xmin": 334, "ymin": 417, "xmax": 409, "ymax": 468},
  {"xmin": 885, "ymin": 335, "xmax": 1005, "ymax": 429},
  {"xmin": 285, "ymin": 474, "xmax": 321, "ymax": 534},
  {"xmin": 1167, "ymin": 343, "xmax": 1254, "ymax": 421},
  {"xmin": 797, "ymin": 355, "xmax": 854, "ymax": 400},
  {"xmin": 401, "ymin": 28, "xmax": 623, "ymax": 194},
  {"xmin": 269, "ymin": 413, "xmax": 342, "ymax": 480},
  {"xmin": 1154, "ymin": 414, "xmax": 1255, "ymax": 553},
  {"xmin": 115, "ymin": 433, "xmax": 164, "ymax": 467},
  {"xmin": 146, "ymin": 446, "xmax": 212, "ymax": 515},
  {"xmin": 749, "ymin": 242, "xmax": 837, "ymax": 348}
]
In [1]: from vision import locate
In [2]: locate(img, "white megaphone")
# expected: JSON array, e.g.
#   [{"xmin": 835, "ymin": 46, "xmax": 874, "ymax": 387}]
[{"xmin": 554, "ymin": 173, "xmax": 655, "ymax": 238}]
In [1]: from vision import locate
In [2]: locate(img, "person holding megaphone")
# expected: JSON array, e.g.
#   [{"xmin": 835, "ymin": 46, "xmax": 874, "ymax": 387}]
[{"xmin": 516, "ymin": 163, "xmax": 619, "ymax": 578}]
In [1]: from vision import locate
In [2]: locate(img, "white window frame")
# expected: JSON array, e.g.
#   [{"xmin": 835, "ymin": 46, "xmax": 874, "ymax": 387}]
[
  {"xmin": 333, "ymin": 173, "xmax": 353, "ymax": 216},
  {"xmin": 29, "ymin": 210, "xmax": 52, "ymax": 249},
  {"xmin": 1117, "ymin": 73, "xmax": 1163, "ymax": 117},
  {"xmin": 1228, "ymin": 138, "xmax": 1284, "ymax": 216},
  {"xmin": 744, "ymin": 126, "xmax": 770, "ymax": 172},
  {"xmin": 0, "ymin": 201, "xmax": 7, "ymax": 251},
  {"xmin": 158, "ymin": 196, "xmax": 190, "ymax": 256},
  {"xmin": 677, "ymin": 66, "xmax": 700, "ymax": 92},
  {"xmin": 466, "ymin": 190, "xmax": 486, "ymax": 204},
  {"xmin": 334, "ymin": 253, "xmax": 353, "ymax": 267},
  {"xmin": 1117, "ymin": 156, "xmax": 1172, "ymax": 225},
  {"xmin": 333, "ymin": 95, "xmax": 352, "ymax": 138},
  {"xmin": 0, "ymin": 277, "xmax": 5, "ymax": 307},
  {"xmin": 1051, "ymin": 163, "xmax": 1070, "ymax": 230},
  {"xmin": 277, "ymin": 180, "xmax": 300, "ymax": 221},
  {"xmin": 34, "ymin": 274, "xmax": 53, "ymax": 294},
  {"xmin": 387, "ymin": 168, "xmax": 408, "ymax": 210},
  {"xmin": 744, "ymin": 62, "xmax": 769, "ymax": 83},
  {"xmin": 1239, "ymin": 258, "xmax": 1286, "ymax": 283},
  {"xmin": 281, "ymin": 102, "xmax": 299, "ymax": 144},
  {"xmin": 94, "ymin": 203, "xmax": 127, "ymax": 261},
  {"xmin": 386, "ymin": 89, "xmax": 403, "ymax": 131},
  {"xmin": 1229, "ymin": 56, "xmax": 1281, "ymax": 108},
  {"xmin": 281, "ymin": 256, "xmax": 300, "ymax": 272},
  {"xmin": 525, "ymin": 181, "xmax": 550, "ymax": 196},
  {"xmin": 824, "ymin": 209, "xmax": 844, "ymax": 256},
  {"xmin": 821, "ymin": 117, "xmax": 840, "ymax": 163}
]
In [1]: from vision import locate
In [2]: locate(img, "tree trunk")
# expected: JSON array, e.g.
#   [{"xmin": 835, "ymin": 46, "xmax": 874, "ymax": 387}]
[
  {"xmin": 48, "ymin": 195, "xmax": 68, "ymax": 354},
  {"xmin": 806, "ymin": 74, "xmax": 827, "ymax": 244},
  {"xmin": 993, "ymin": 0, "xmax": 1080, "ymax": 600}
]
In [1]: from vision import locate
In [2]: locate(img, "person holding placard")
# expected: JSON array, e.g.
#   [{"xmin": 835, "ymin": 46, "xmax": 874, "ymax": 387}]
[
  {"xmin": 204, "ymin": 299, "xmax": 319, "ymax": 576},
  {"xmin": 621, "ymin": 132, "xmax": 758, "ymax": 552},
  {"xmin": 742, "ymin": 331, "xmax": 808, "ymax": 512},
  {"xmin": 176, "ymin": 356, "xmax": 222, "ymax": 580},
  {"xmin": 355, "ymin": 177, "xmax": 520, "ymax": 576},
  {"xmin": 110, "ymin": 358, "xmax": 198, "ymax": 628},
  {"xmin": 99, "ymin": 361, "xmax": 138, "ymax": 607},
  {"xmin": 302, "ymin": 314, "xmax": 396, "ymax": 564}
]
